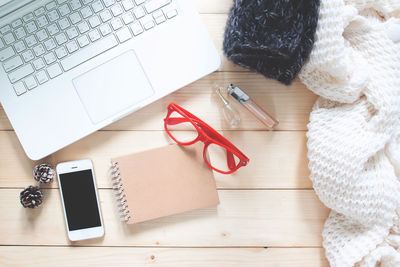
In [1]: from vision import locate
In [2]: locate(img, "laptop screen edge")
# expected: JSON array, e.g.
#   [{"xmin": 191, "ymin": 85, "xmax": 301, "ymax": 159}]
[{"xmin": 0, "ymin": 0, "xmax": 35, "ymax": 20}]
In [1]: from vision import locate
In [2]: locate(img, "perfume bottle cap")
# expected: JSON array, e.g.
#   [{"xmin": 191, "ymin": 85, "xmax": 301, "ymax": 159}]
[{"xmin": 227, "ymin": 84, "xmax": 250, "ymax": 104}]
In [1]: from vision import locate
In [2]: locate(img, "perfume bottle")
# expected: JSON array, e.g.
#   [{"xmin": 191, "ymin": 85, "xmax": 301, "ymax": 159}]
[
  {"xmin": 215, "ymin": 86, "xmax": 241, "ymax": 127},
  {"xmin": 227, "ymin": 84, "xmax": 279, "ymax": 129}
]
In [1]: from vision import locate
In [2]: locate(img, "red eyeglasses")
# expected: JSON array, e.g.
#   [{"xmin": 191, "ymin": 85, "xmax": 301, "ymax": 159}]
[{"xmin": 164, "ymin": 103, "xmax": 250, "ymax": 174}]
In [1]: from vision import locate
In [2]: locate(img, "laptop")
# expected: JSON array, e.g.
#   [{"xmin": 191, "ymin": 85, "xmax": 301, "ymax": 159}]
[{"xmin": 0, "ymin": 0, "xmax": 220, "ymax": 160}]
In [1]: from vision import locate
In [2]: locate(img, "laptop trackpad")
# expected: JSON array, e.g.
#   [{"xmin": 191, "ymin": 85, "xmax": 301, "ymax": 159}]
[{"xmin": 73, "ymin": 50, "xmax": 154, "ymax": 124}]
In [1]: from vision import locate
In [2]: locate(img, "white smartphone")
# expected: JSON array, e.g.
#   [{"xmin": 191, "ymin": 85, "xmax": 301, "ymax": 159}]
[{"xmin": 56, "ymin": 159, "xmax": 104, "ymax": 241}]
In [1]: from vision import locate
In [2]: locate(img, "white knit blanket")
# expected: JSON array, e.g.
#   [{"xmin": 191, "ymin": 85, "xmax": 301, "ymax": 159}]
[{"xmin": 299, "ymin": 1, "xmax": 400, "ymax": 266}]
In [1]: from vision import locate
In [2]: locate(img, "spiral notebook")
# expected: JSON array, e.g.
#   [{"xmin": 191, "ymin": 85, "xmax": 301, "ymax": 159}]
[{"xmin": 110, "ymin": 143, "xmax": 219, "ymax": 224}]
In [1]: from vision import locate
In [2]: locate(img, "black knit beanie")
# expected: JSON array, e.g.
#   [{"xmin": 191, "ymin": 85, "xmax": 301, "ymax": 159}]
[{"xmin": 223, "ymin": 0, "xmax": 321, "ymax": 85}]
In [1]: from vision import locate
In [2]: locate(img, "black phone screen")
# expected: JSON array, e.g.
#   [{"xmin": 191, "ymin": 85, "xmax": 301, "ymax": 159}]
[{"xmin": 59, "ymin": 169, "xmax": 101, "ymax": 231}]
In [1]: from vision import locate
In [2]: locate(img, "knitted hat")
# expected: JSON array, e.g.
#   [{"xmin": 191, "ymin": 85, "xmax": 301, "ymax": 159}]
[{"xmin": 223, "ymin": 0, "xmax": 321, "ymax": 85}]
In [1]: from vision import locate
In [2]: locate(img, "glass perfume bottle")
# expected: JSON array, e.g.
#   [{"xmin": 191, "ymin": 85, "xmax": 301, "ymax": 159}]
[
  {"xmin": 215, "ymin": 86, "xmax": 241, "ymax": 127},
  {"xmin": 227, "ymin": 84, "xmax": 279, "ymax": 129}
]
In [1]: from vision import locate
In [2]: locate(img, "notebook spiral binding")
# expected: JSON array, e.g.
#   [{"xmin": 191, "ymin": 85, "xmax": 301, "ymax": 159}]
[{"xmin": 110, "ymin": 161, "xmax": 131, "ymax": 222}]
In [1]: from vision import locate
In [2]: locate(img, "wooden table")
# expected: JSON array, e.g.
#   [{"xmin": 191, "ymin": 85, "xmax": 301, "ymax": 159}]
[{"xmin": 0, "ymin": 1, "xmax": 330, "ymax": 266}]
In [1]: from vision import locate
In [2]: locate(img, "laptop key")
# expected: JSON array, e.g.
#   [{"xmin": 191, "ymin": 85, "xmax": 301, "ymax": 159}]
[
  {"xmin": 166, "ymin": 9, "xmax": 177, "ymax": 19},
  {"xmin": 47, "ymin": 24, "xmax": 60, "ymax": 35},
  {"xmin": 47, "ymin": 63, "xmax": 63, "ymax": 78},
  {"xmin": 0, "ymin": 47, "xmax": 15, "ymax": 61},
  {"xmin": 66, "ymin": 40, "xmax": 79, "ymax": 53},
  {"xmin": 88, "ymin": 16, "xmax": 101, "ymax": 28},
  {"xmin": 111, "ymin": 4, "xmax": 123, "ymax": 16},
  {"xmin": 92, "ymin": 1, "xmax": 104, "ymax": 13},
  {"xmin": 116, "ymin": 27, "xmax": 132, "ymax": 43},
  {"xmin": 36, "ymin": 70, "xmax": 49, "ymax": 84},
  {"xmin": 8, "ymin": 64, "xmax": 34, "ymax": 83},
  {"xmin": 25, "ymin": 76, "xmax": 38, "ymax": 90},
  {"xmin": 103, "ymin": 0, "xmax": 116, "ymax": 8},
  {"xmin": 13, "ymin": 82, "xmax": 27, "ymax": 96},
  {"xmin": 145, "ymin": 0, "xmax": 171, "ymax": 14},
  {"xmin": 0, "ymin": 25, "xmax": 11, "ymax": 34},
  {"xmin": 80, "ymin": 6, "xmax": 93, "ymax": 19},
  {"xmin": 122, "ymin": 13, "xmax": 135, "ymax": 24},
  {"xmin": 33, "ymin": 44, "xmax": 46, "ymax": 56},
  {"xmin": 44, "ymin": 52, "xmax": 57, "ymax": 64},
  {"xmin": 37, "ymin": 16, "xmax": 49, "ymax": 28},
  {"xmin": 14, "ymin": 41, "xmax": 26, "ymax": 53},
  {"xmin": 22, "ymin": 50, "xmax": 35, "ymax": 62},
  {"xmin": 77, "ymin": 21, "xmax": 90, "ymax": 33},
  {"xmin": 99, "ymin": 24, "xmax": 112, "ymax": 36},
  {"xmin": 111, "ymin": 18, "xmax": 123, "ymax": 30},
  {"xmin": 33, "ymin": 58, "xmax": 46, "ymax": 70},
  {"xmin": 55, "ymin": 46, "xmax": 68, "ymax": 59},
  {"xmin": 36, "ymin": 29, "xmax": 49, "ymax": 41},
  {"xmin": 133, "ymin": 6, "xmax": 145, "ymax": 19},
  {"xmin": 14, "ymin": 27, "xmax": 27, "ymax": 39},
  {"xmin": 46, "ymin": 1, "xmax": 57, "ymax": 11},
  {"xmin": 25, "ymin": 35, "xmax": 38, "ymax": 47},
  {"xmin": 55, "ymin": 33, "xmax": 68, "ymax": 45},
  {"xmin": 61, "ymin": 35, "xmax": 118, "ymax": 71},
  {"xmin": 58, "ymin": 4, "xmax": 71, "ymax": 17},
  {"xmin": 44, "ymin": 38, "xmax": 57, "ymax": 50},
  {"xmin": 34, "ymin": 8, "xmax": 46, "ymax": 17},
  {"xmin": 3, "ymin": 32, "xmax": 16, "ymax": 45},
  {"xmin": 77, "ymin": 35, "xmax": 90, "ymax": 47},
  {"xmin": 69, "ymin": 12, "xmax": 82, "ymax": 24},
  {"xmin": 70, "ymin": 0, "xmax": 83, "ymax": 11},
  {"xmin": 11, "ymin": 19, "xmax": 23, "ymax": 29},
  {"xmin": 66, "ymin": 27, "xmax": 79, "ymax": 39},
  {"xmin": 122, "ymin": 0, "xmax": 134, "ymax": 11},
  {"xmin": 130, "ymin": 21, "xmax": 143, "ymax": 36},
  {"xmin": 22, "ymin": 13, "xmax": 34, "ymax": 23},
  {"xmin": 3, "ymin": 56, "xmax": 23, "ymax": 72},
  {"xmin": 47, "ymin": 10, "xmax": 60, "ymax": 22},
  {"xmin": 88, "ymin": 29, "xmax": 101, "ymax": 41}
]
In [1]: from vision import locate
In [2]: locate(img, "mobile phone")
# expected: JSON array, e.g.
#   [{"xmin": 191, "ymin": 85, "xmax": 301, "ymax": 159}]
[{"xmin": 56, "ymin": 159, "xmax": 104, "ymax": 241}]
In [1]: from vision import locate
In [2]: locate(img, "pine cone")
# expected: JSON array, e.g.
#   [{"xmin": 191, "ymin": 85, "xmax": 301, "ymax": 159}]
[
  {"xmin": 33, "ymin": 164, "xmax": 55, "ymax": 184},
  {"xmin": 20, "ymin": 186, "xmax": 43, "ymax": 208}
]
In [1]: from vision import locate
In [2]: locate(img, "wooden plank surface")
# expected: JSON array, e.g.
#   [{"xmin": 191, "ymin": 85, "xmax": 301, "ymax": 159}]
[
  {"xmin": 0, "ymin": 131, "xmax": 311, "ymax": 189},
  {"xmin": 194, "ymin": 0, "xmax": 232, "ymax": 13},
  {"xmin": 0, "ymin": 247, "xmax": 329, "ymax": 267},
  {"xmin": 0, "ymin": 0, "xmax": 327, "ymax": 265},
  {"xmin": 0, "ymin": 189, "xmax": 328, "ymax": 247}
]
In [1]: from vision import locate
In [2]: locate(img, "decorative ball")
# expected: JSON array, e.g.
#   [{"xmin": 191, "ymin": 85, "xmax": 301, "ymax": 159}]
[
  {"xmin": 20, "ymin": 186, "xmax": 43, "ymax": 209},
  {"xmin": 33, "ymin": 163, "xmax": 55, "ymax": 184}
]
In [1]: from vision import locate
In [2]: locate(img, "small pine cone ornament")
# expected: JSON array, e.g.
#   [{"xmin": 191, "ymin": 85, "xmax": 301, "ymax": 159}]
[
  {"xmin": 20, "ymin": 186, "xmax": 43, "ymax": 208},
  {"xmin": 33, "ymin": 163, "xmax": 55, "ymax": 184}
]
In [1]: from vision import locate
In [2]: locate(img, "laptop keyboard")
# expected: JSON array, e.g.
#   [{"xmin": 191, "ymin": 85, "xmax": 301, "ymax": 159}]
[{"xmin": 0, "ymin": 0, "xmax": 178, "ymax": 96}]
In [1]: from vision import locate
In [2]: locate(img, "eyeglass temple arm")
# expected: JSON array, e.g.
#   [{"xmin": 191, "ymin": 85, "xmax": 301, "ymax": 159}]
[{"xmin": 165, "ymin": 117, "xmax": 190, "ymax": 125}]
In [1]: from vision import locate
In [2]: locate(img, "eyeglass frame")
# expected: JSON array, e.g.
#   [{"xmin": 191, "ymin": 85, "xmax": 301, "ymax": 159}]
[{"xmin": 163, "ymin": 102, "xmax": 250, "ymax": 174}]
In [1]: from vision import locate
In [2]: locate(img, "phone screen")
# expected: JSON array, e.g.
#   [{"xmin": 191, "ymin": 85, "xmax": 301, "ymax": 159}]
[{"xmin": 59, "ymin": 169, "xmax": 101, "ymax": 231}]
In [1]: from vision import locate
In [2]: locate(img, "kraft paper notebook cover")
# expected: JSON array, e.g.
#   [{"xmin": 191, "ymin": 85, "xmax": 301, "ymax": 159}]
[{"xmin": 110, "ymin": 143, "xmax": 219, "ymax": 224}]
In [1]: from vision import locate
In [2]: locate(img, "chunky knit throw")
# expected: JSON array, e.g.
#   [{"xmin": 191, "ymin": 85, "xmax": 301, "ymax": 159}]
[
  {"xmin": 223, "ymin": 0, "xmax": 320, "ymax": 85},
  {"xmin": 299, "ymin": 0, "xmax": 400, "ymax": 266}
]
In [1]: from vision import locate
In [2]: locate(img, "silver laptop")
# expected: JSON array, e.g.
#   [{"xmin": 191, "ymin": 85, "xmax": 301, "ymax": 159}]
[{"xmin": 0, "ymin": 0, "xmax": 220, "ymax": 160}]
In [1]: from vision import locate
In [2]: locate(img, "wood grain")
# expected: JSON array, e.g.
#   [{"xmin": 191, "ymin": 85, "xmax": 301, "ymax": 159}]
[
  {"xmin": 195, "ymin": 0, "xmax": 233, "ymax": 14},
  {"xmin": 0, "ymin": 247, "xmax": 329, "ymax": 267},
  {"xmin": 0, "ymin": 189, "xmax": 328, "ymax": 247},
  {"xmin": 0, "ymin": 1, "xmax": 327, "ymax": 264},
  {"xmin": 0, "ymin": 131, "xmax": 311, "ymax": 189}
]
